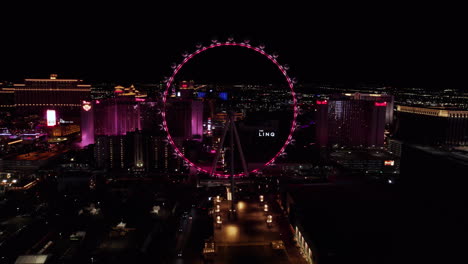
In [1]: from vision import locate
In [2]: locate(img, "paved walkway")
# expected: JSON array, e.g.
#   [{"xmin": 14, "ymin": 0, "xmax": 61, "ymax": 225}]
[{"xmin": 212, "ymin": 198, "xmax": 309, "ymax": 264}]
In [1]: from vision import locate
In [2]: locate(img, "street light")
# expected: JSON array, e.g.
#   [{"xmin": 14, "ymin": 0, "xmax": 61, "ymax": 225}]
[
  {"xmin": 264, "ymin": 204, "xmax": 269, "ymax": 212},
  {"xmin": 267, "ymin": 214, "xmax": 273, "ymax": 227},
  {"xmin": 259, "ymin": 195, "xmax": 264, "ymax": 203},
  {"xmin": 215, "ymin": 204, "xmax": 220, "ymax": 213},
  {"xmin": 267, "ymin": 215, "xmax": 273, "ymax": 223},
  {"xmin": 151, "ymin": 205, "xmax": 160, "ymax": 215},
  {"xmin": 216, "ymin": 215, "xmax": 222, "ymax": 224}
]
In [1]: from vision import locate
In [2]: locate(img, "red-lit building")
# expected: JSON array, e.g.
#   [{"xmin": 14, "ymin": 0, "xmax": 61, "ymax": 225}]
[
  {"xmin": 316, "ymin": 95, "xmax": 387, "ymax": 148},
  {"xmin": 351, "ymin": 93, "xmax": 394, "ymax": 124}
]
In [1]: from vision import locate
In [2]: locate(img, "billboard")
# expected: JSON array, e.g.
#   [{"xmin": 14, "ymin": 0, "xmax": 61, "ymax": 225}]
[
  {"xmin": 82, "ymin": 101, "xmax": 92, "ymax": 111},
  {"xmin": 46, "ymin": 110, "xmax": 56, "ymax": 127}
]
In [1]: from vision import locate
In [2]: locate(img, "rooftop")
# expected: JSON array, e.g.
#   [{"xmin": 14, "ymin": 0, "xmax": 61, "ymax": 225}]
[{"xmin": 329, "ymin": 149, "xmax": 396, "ymax": 160}]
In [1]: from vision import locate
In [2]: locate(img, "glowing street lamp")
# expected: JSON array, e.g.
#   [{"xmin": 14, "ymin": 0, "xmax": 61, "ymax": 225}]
[
  {"xmin": 259, "ymin": 195, "xmax": 264, "ymax": 203},
  {"xmin": 264, "ymin": 204, "xmax": 269, "ymax": 212},
  {"xmin": 151, "ymin": 205, "xmax": 160, "ymax": 215},
  {"xmin": 215, "ymin": 204, "xmax": 220, "ymax": 213},
  {"xmin": 267, "ymin": 215, "xmax": 273, "ymax": 223},
  {"xmin": 216, "ymin": 215, "xmax": 222, "ymax": 224}
]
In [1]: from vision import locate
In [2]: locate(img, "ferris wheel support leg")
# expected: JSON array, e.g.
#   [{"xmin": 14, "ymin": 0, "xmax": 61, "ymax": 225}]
[
  {"xmin": 211, "ymin": 117, "xmax": 230, "ymax": 177},
  {"xmin": 232, "ymin": 119, "xmax": 249, "ymax": 177},
  {"xmin": 229, "ymin": 112, "xmax": 236, "ymax": 211}
]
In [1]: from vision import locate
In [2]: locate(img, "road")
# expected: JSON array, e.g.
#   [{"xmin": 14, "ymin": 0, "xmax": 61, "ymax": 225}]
[{"xmin": 170, "ymin": 196, "xmax": 212, "ymax": 264}]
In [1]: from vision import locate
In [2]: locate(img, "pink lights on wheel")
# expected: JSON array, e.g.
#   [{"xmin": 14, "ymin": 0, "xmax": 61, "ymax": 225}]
[{"xmin": 162, "ymin": 41, "xmax": 298, "ymax": 177}]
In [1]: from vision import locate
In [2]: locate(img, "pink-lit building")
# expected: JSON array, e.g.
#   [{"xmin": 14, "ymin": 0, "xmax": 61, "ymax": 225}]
[
  {"xmin": 165, "ymin": 98, "xmax": 204, "ymax": 141},
  {"xmin": 351, "ymin": 93, "xmax": 394, "ymax": 125},
  {"xmin": 316, "ymin": 100, "xmax": 329, "ymax": 147},
  {"xmin": 316, "ymin": 95, "xmax": 387, "ymax": 148},
  {"xmin": 93, "ymin": 85, "xmax": 146, "ymax": 136},
  {"xmin": 80, "ymin": 100, "xmax": 94, "ymax": 147},
  {"xmin": 91, "ymin": 85, "xmax": 184, "ymax": 172},
  {"xmin": 330, "ymin": 92, "xmax": 394, "ymax": 124}
]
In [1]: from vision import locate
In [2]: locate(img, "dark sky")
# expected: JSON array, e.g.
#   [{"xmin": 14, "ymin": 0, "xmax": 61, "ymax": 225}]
[{"xmin": 0, "ymin": 3, "xmax": 464, "ymax": 89}]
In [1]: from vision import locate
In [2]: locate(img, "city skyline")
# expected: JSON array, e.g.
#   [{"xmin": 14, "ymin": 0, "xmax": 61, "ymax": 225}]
[{"xmin": 1, "ymin": 4, "xmax": 466, "ymax": 264}]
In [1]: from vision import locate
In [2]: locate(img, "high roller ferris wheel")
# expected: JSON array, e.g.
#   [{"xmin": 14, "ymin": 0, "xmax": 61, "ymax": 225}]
[{"xmin": 161, "ymin": 38, "xmax": 299, "ymax": 178}]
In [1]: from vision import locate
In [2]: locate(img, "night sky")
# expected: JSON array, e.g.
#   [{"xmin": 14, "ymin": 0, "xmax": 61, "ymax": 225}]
[{"xmin": 0, "ymin": 3, "xmax": 464, "ymax": 89}]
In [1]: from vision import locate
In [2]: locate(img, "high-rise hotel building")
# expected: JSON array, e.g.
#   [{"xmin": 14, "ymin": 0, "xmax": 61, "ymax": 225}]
[
  {"xmin": 13, "ymin": 74, "xmax": 91, "ymax": 118},
  {"xmin": 316, "ymin": 94, "xmax": 387, "ymax": 148}
]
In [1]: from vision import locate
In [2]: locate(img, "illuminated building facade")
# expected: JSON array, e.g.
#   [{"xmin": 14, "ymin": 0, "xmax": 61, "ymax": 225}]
[
  {"xmin": 13, "ymin": 74, "xmax": 91, "ymax": 117},
  {"xmin": 316, "ymin": 96, "xmax": 386, "ymax": 148},
  {"xmin": 94, "ymin": 135, "xmax": 127, "ymax": 169},
  {"xmin": 80, "ymin": 101, "xmax": 94, "ymax": 147},
  {"xmin": 92, "ymin": 86, "xmax": 182, "ymax": 172},
  {"xmin": 394, "ymin": 105, "xmax": 468, "ymax": 146},
  {"xmin": 165, "ymin": 99, "xmax": 204, "ymax": 140},
  {"xmin": 316, "ymin": 100, "xmax": 329, "ymax": 147},
  {"xmin": 93, "ymin": 85, "xmax": 146, "ymax": 136},
  {"xmin": 0, "ymin": 82, "xmax": 15, "ymax": 110},
  {"xmin": 94, "ymin": 132, "xmax": 180, "ymax": 172},
  {"xmin": 350, "ymin": 93, "xmax": 394, "ymax": 124}
]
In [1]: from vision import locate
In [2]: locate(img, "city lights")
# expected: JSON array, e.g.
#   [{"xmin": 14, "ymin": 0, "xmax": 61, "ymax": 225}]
[
  {"xmin": 0, "ymin": 16, "xmax": 464, "ymax": 262},
  {"xmin": 161, "ymin": 41, "xmax": 298, "ymax": 177}
]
